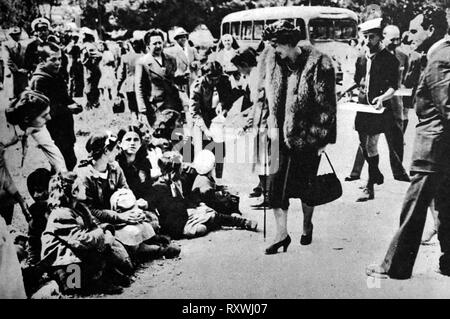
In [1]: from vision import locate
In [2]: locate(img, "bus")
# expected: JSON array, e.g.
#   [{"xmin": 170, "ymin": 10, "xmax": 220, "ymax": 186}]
[{"xmin": 221, "ymin": 6, "xmax": 359, "ymax": 83}]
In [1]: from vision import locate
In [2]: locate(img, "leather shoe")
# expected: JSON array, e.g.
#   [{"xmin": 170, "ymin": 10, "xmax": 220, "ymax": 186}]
[
  {"xmin": 249, "ymin": 189, "xmax": 262, "ymax": 198},
  {"xmin": 345, "ymin": 175, "xmax": 360, "ymax": 181},
  {"xmin": 356, "ymin": 186, "xmax": 374, "ymax": 202},
  {"xmin": 300, "ymin": 224, "xmax": 313, "ymax": 245}
]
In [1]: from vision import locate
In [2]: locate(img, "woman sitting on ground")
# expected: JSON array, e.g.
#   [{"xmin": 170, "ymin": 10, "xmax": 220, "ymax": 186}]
[
  {"xmin": 77, "ymin": 132, "xmax": 178, "ymax": 261},
  {"xmin": 149, "ymin": 151, "xmax": 258, "ymax": 239}
]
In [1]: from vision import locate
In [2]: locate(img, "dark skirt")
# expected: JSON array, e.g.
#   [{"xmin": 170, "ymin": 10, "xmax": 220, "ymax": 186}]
[{"xmin": 269, "ymin": 144, "xmax": 320, "ymax": 210}]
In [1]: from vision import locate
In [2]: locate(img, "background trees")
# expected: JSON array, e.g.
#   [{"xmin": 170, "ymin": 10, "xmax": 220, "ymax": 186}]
[
  {"xmin": 0, "ymin": 0, "xmax": 40, "ymax": 31},
  {"xmin": 2, "ymin": 0, "xmax": 448, "ymax": 38}
]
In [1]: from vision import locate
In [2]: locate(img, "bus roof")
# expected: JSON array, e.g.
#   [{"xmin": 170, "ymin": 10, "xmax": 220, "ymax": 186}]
[{"xmin": 222, "ymin": 6, "xmax": 358, "ymax": 23}]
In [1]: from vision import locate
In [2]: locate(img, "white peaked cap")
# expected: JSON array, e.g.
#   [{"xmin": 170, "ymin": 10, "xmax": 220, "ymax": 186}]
[{"xmin": 359, "ymin": 18, "xmax": 383, "ymax": 34}]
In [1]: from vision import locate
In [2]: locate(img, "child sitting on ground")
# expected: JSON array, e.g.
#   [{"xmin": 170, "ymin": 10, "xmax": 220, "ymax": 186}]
[
  {"xmin": 26, "ymin": 168, "xmax": 52, "ymax": 266},
  {"xmin": 149, "ymin": 151, "xmax": 258, "ymax": 239},
  {"xmin": 190, "ymin": 150, "xmax": 242, "ymax": 217},
  {"xmin": 41, "ymin": 172, "xmax": 130, "ymax": 295},
  {"xmin": 109, "ymin": 188, "xmax": 180, "ymax": 260}
]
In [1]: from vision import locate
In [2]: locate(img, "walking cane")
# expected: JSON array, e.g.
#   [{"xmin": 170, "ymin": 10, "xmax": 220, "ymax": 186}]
[{"xmin": 263, "ymin": 133, "xmax": 267, "ymax": 241}]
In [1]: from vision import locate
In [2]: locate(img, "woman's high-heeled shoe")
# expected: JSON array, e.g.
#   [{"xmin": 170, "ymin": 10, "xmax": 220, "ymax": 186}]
[
  {"xmin": 300, "ymin": 224, "xmax": 313, "ymax": 246},
  {"xmin": 265, "ymin": 235, "xmax": 291, "ymax": 255}
]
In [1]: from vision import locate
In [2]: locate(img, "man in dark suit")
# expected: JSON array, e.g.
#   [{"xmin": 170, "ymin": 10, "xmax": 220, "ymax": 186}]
[
  {"xmin": 23, "ymin": 18, "xmax": 51, "ymax": 74},
  {"xmin": 3, "ymin": 27, "xmax": 28, "ymax": 99},
  {"xmin": 382, "ymin": 25, "xmax": 410, "ymax": 181},
  {"xmin": 367, "ymin": 7, "xmax": 450, "ymax": 279}
]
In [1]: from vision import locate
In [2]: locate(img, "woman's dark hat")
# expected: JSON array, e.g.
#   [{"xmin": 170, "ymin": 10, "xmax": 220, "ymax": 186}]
[{"xmin": 262, "ymin": 20, "xmax": 300, "ymax": 42}]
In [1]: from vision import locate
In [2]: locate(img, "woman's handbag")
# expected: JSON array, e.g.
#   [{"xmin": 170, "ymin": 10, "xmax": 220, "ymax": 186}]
[
  {"xmin": 112, "ymin": 96, "xmax": 125, "ymax": 114},
  {"xmin": 301, "ymin": 152, "xmax": 342, "ymax": 207}
]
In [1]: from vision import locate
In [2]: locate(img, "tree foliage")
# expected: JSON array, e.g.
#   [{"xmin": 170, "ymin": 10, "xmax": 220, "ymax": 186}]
[
  {"xmin": 346, "ymin": 0, "xmax": 445, "ymax": 32},
  {"xmin": 6, "ymin": 0, "xmax": 447, "ymax": 39},
  {"xmin": 0, "ymin": 0, "xmax": 40, "ymax": 31}
]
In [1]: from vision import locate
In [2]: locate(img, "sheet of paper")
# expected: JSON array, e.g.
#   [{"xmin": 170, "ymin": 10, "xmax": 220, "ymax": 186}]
[
  {"xmin": 338, "ymin": 102, "xmax": 385, "ymax": 114},
  {"xmin": 394, "ymin": 88, "xmax": 413, "ymax": 96}
]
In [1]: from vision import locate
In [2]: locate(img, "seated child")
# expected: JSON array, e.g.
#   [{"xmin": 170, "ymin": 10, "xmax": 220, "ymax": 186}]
[
  {"xmin": 191, "ymin": 150, "xmax": 242, "ymax": 216},
  {"xmin": 41, "ymin": 172, "xmax": 131, "ymax": 295},
  {"xmin": 26, "ymin": 168, "xmax": 52, "ymax": 266},
  {"xmin": 149, "ymin": 151, "xmax": 258, "ymax": 240},
  {"xmin": 109, "ymin": 188, "xmax": 180, "ymax": 260}
]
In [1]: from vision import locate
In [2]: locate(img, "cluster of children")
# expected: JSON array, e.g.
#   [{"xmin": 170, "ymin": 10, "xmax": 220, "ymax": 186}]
[{"xmin": 2, "ymin": 113, "xmax": 258, "ymax": 297}]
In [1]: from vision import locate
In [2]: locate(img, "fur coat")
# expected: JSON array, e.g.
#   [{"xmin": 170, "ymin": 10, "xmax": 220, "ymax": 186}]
[{"xmin": 263, "ymin": 44, "xmax": 337, "ymax": 152}]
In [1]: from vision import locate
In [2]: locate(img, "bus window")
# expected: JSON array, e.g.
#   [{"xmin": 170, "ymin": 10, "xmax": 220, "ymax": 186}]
[
  {"xmin": 222, "ymin": 23, "xmax": 230, "ymax": 36},
  {"xmin": 241, "ymin": 21, "xmax": 252, "ymax": 40},
  {"xmin": 231, "ymin": 22, "xmax": 241, "ymax": 39},
  {"xmin": 335, "ymin": 19, "xmax": 357, "ymax": 39},
  {"xmin": 309, "ymin": 18, "xmax": 333, "ymax": 40},
  {"xmin": 266, "ymin": 19, "xmax": 277, "ymax": 27},
  {"xmin": 295, "ymin": 18, "xmax": 307, "ymax": 40},
  {"xmin": 253, "ymin": 20, "xmax": 264, "ymax": 40}
]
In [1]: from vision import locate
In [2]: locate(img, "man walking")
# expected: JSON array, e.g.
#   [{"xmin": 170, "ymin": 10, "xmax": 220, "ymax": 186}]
[
  {"xmin": 382, "ymin": 25, "xmax": 410, "ymax": 182},
  {"xmin": 344, "ymin": 24, "xmax": 410, "ymax": 183},
  {"xmin": 348, "ymin": 18, "xmax": 399, "ymax": 201},
  {"xmin": 367, "ymin": 7, "xmax": 450, "ymax": 279}
]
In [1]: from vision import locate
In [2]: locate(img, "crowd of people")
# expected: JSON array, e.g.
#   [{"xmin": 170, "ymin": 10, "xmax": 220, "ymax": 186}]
[
  {"xmin": 1, "ymin": 3, "xmax": 450, "ymax": 298},
  {"xmin": 0, "ymin": 18, "xmax": 259, "ymax": 298}
]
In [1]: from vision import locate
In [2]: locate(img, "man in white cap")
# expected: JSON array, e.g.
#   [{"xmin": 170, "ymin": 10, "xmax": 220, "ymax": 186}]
[
  {"xmin": 165, "ymin": 27, "xmax": 201, "ymax": 127},
  {"xmin": 343, "ymin": 17, "xmax": 400, "ymax": 201},
  {"xmin": 166, "ymin": 27, "xmax": 200, "ymax": 92},
  {"xmin": 24, "ymin": 17, "xmax": 52, "ymax": 73},
  {"xmin": 3, "ymin": 26, "xmax": 28, "ymax": 98}
]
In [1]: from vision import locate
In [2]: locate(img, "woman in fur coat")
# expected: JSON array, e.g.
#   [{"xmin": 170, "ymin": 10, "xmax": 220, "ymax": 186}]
[{"xmin": 261, "ymin": 21, "xmax": 337, "ymax": 254}]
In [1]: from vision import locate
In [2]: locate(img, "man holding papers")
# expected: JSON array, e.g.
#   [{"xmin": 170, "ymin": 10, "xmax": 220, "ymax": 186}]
[{"xmin": 344, "ymin": 18, "xmax": 401, "ymax": 201}]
